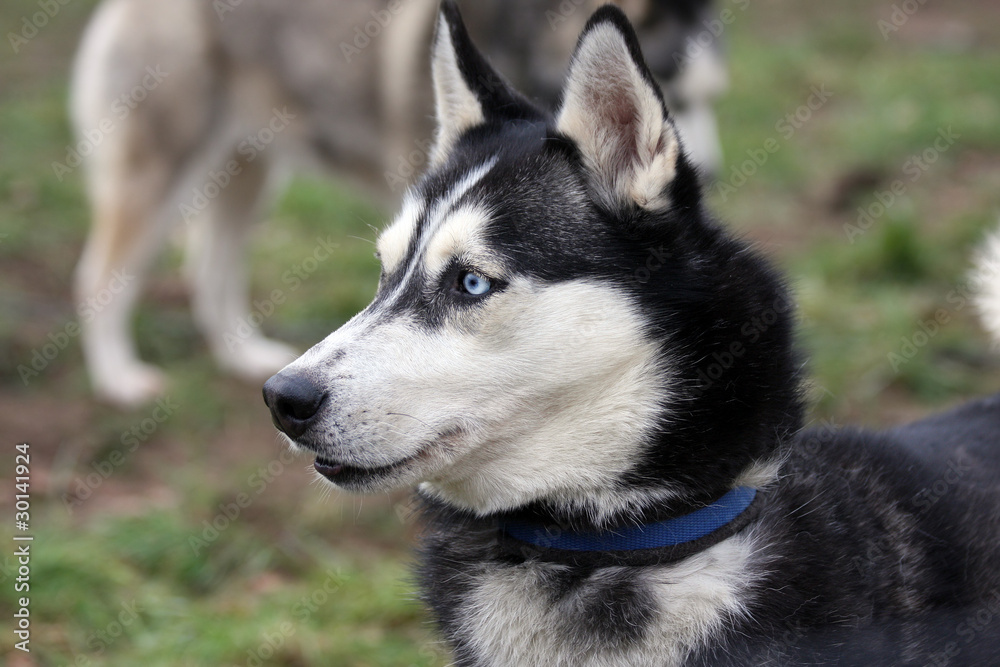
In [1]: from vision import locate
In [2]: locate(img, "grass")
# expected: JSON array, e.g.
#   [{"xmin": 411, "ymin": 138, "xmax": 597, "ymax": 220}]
[
  {"xmin": 5, "ymin": 508, "xmax": 442, "ymax": 666},
  {"xmin": 1, "ymin": 0, "xmax": 1000, "ymax": 664}
]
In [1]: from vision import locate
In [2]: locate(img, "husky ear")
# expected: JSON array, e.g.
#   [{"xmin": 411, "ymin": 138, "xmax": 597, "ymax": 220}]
[
  {"xmin": 556, "ymin": 6, "xmax": 682, "ymax": 211},
  {"xmin": 430, "ymin": 1, "xmax": 534, "ymax": 166}
]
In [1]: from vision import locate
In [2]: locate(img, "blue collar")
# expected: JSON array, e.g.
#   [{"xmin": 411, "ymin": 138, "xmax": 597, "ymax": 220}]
[{"xmin": 502, "ymin": 486, "xmax": 757, "ymax": 553}]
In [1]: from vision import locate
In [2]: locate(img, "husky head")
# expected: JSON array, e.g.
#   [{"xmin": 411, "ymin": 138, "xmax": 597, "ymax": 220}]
[{"xmin": 264, "ymin": 3, "xmax": 801, "ymax": 525}]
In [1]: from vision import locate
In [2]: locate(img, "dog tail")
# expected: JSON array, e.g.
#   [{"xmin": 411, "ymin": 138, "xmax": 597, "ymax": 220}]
[{"xmin": 974, "ymin": 225, "xmax": 1000, "ymax": 347}]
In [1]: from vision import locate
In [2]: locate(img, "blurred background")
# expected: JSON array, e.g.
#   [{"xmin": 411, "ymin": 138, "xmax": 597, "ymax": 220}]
[{"xmin": 1, "ymin": 0, "xmax": 999, "ymax": 664}]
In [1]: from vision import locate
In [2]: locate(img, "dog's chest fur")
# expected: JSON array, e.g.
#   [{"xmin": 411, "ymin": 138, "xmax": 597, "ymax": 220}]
[{"xmin": 419, "ymin": 514, "xmax": 760, "ymax": 667}]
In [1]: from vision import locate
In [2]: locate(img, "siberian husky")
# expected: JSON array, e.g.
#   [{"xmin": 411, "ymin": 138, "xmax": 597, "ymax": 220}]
[
  {"xmin": 70, "ymin": 0, "xmax": 726, "ymax": 408},
  {"xmin": 263, "ymin": 3, "xmax": 1000, "ymax": 665}
]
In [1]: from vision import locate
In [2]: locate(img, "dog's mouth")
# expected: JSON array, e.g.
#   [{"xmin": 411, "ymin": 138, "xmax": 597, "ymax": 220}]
[
  {"xmin": 313, "ymin": 452, "xmax": 419, "ymax": 487},
  {"xmin": 307, "ymin": 426, "xmax": 464, "ymax": 490}
]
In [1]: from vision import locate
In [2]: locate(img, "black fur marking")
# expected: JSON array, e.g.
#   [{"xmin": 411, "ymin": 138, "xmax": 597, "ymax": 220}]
[
  {"xmin": 438, "ymin": 1, "xmax": 540, "ymax": 125},
  {"xmin": 547, "ymin": 567, "xmax": 659, "ymax": 649},
  {"xmin": 683, "ymin": 395, "xmax": 1000, "ymax": 666}
]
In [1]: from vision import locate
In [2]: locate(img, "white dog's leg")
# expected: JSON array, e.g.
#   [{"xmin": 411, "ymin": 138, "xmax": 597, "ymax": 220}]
[
  {"xmin": 185, "ymin": 156, "xmax": 298, "ymax": 380},
  {"xmin": 76, "ymin": 169, "xmax": 173, "ymax": 408}
]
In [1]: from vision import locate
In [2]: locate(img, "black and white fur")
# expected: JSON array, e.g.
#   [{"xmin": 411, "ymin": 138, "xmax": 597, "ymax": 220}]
[{"xmin": 264, "ymin": 4, "xmax": 1000, "ymax": 665}]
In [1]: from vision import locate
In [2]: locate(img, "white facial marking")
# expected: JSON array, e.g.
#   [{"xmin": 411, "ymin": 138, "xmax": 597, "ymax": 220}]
[
  {"xmin": 417, "ymin": 279, "xmax": 668, "ymax": 514},
  {"xmin": 376, "ymin": 193, "xmax": 424, "ymax": 274},
  {"xmin": 423, "ymin": 204, "xmax": 495, "ymax": 278}
]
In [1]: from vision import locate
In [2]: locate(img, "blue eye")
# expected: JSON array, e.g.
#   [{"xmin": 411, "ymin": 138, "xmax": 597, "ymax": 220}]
[{"xmin": 461, "ymin": 271, "xmax": 492, "ymax": 296}]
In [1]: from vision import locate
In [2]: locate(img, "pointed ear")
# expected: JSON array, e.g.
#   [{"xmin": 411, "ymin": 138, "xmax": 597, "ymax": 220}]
[
  {"xmin": 556, "ymin": 6, "xmax": 682, "ymax": 211},
  {"xmin": 430, "ymin": 1, "xmax": 535, "ymax": 166}
]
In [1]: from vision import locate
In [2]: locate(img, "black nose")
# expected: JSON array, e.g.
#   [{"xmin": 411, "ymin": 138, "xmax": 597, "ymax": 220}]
[{"xmin": 262, "ymin": 372, "xmax": 327, "ymax": 439}]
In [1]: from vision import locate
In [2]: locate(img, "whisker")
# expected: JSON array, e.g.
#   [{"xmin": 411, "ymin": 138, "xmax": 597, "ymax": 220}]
[{"xmin": 386, "ymin": 412, "xmax": 431, "ymax": 428}]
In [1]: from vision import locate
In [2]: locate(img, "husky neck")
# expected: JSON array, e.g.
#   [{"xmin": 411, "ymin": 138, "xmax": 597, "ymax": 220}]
[{"xmin": 418, "ymin": 447, "xmax": 788, "ymax": 536}]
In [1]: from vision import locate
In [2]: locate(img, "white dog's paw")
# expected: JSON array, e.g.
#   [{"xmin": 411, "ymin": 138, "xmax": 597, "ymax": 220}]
[
  {"xmin": 216, "ymin": 337, "xmax": 299, "ymax": 380},
  {"xmin": 94, "ymin": 362, "xmax": 168, "ymax": 409}
]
